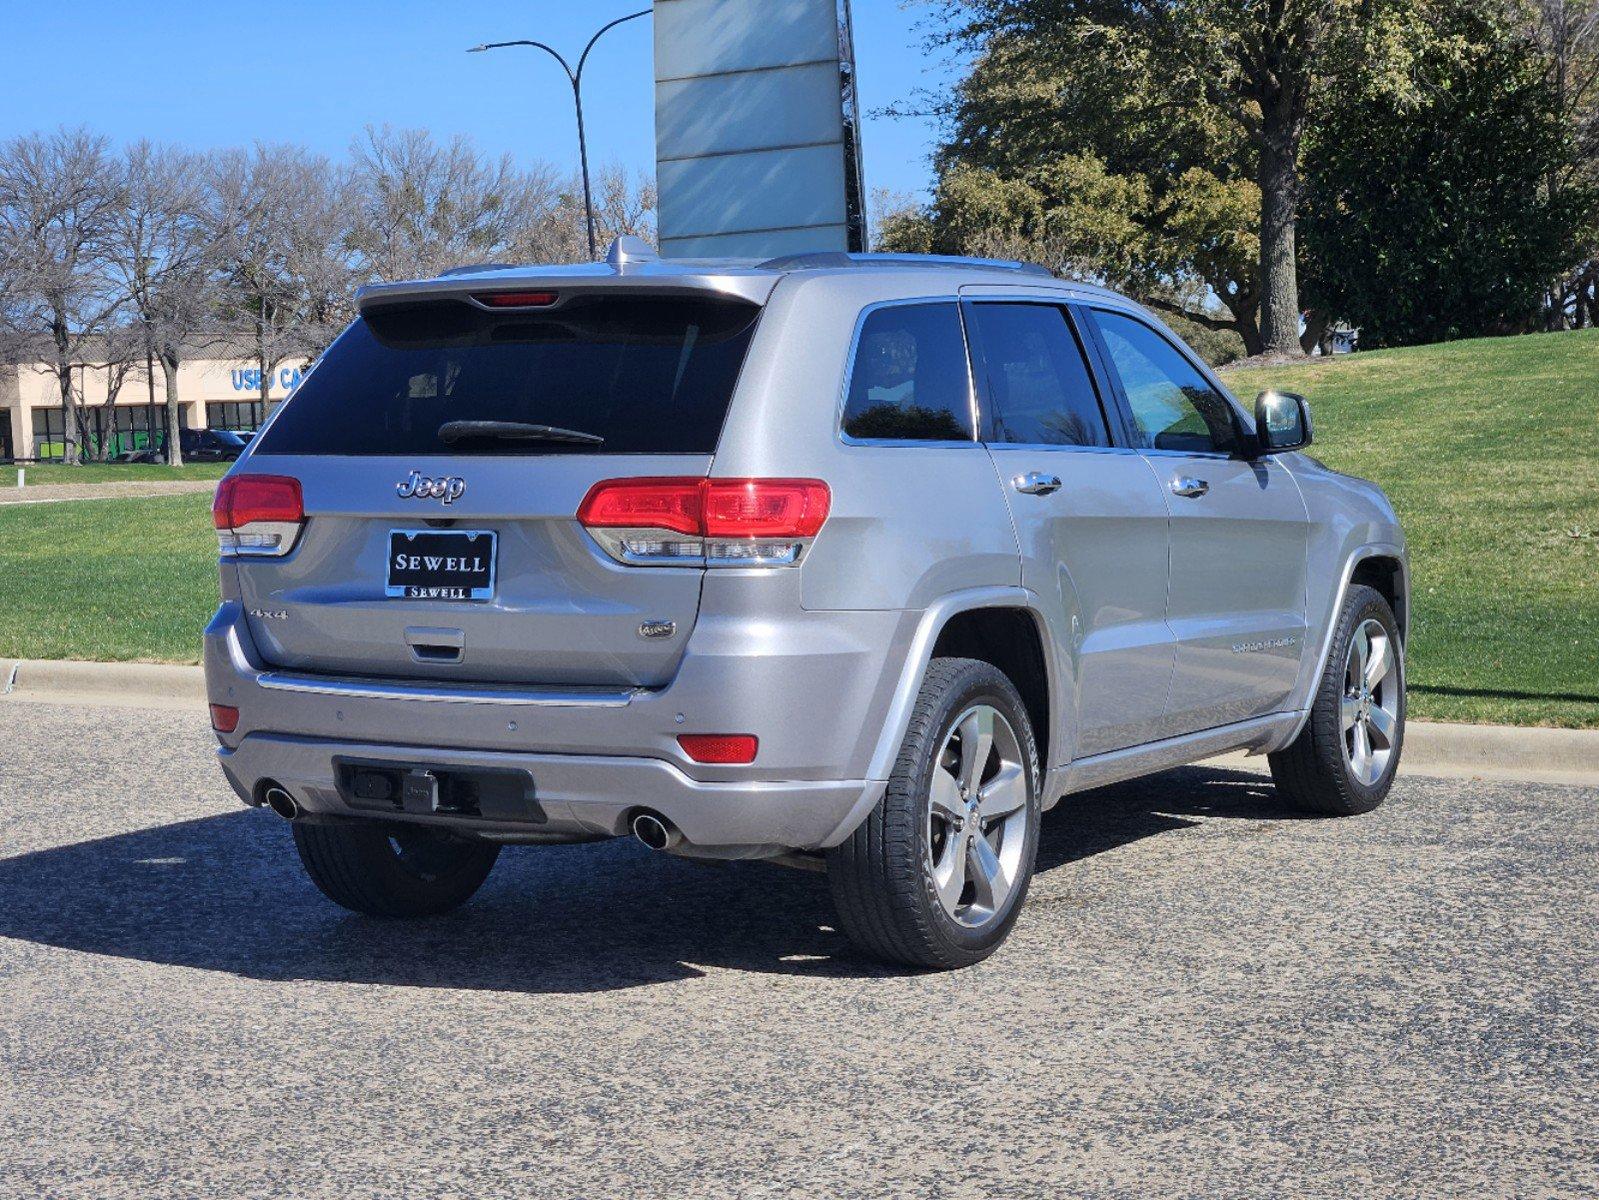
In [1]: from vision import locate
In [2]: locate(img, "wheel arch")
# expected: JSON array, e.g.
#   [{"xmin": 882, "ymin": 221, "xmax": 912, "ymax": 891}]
[
  {"xmin": 864, "ymin": 587, "xmax": 1060, "ymax": 784},
  {"xmin": 930, "ymin": 606, "xmax": 1053, "ymax": 772},
  {"xmin": 1272, "ymin": 543, "xmax": 1410, "ymax": 752},
  {"xmin": 1350, "ymin": 554, "xmax": 1409, "ymax": 643}
]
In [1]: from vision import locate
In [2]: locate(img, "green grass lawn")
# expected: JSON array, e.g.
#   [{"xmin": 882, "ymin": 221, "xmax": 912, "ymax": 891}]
[
  {"xmin": 0, "ymin": 493, "xmax": 218, "ymax": 663},
  {"xmin": 0, "ymin": 329, "xmax": 1594, "ymax": 726},
  {"xmin": 1, "ymin": 462, "xmax": 230, "ymax": 487},
  {"xmin": 1228, "ymin": 328, "xmax": 1599, "ymax": 728}
]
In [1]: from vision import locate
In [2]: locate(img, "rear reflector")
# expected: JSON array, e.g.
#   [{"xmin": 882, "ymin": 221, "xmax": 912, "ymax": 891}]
[
  {"xmin": 474, "ymin": 290, "xmax": 558, "ymax": 308},
  {"xmin": 677, "ymin": 734, "xmax": 759, "ymax": 764},
  {"xmin": 577, "ymin": 477, "xmax": 830, "ymax": 567},
  {"xmin": 213, "ymin": 475, "xmax": 305, "ymax": 557},
  {"xmin": 209, "ymin": 704, "xmax": 240, "ymax": 734}
]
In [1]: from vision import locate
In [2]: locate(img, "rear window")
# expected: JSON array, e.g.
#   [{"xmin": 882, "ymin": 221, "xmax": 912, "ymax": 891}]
[{"xmin": 252, "ymin": 294, "xmax": 761, "ymax": 456}]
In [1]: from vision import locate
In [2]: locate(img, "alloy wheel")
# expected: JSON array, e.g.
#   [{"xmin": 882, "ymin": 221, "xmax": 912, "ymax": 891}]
[
  {"xmin": 1342, "ymin": 618, "xmax": 1401, "ymax": 786},
  {"xmin": 925, "ymin": 704, "xmax": 1030, "ymax": 928}
]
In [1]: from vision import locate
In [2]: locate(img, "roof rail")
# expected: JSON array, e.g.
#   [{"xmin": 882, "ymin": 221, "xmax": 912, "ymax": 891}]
[{"xmin": 757, "ymin": 251, "xmax": 1055, "ymax": 278}]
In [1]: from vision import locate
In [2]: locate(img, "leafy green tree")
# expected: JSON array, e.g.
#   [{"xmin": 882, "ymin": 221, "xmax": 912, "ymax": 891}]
[
  {"xmin": 914, "ymin": 0, "xmax": 1448, "ymax": 355},
  {"xmin": 1519, "ymin": 0, "xmax": 1599, "ymax": 327},
  {"xmin": 1302, "ymin": 8, "xmax": 1594, "ymax": 345},
  {"xmin": 883, "ymin": 19, "xmax": 1262, "ymax": 354}
]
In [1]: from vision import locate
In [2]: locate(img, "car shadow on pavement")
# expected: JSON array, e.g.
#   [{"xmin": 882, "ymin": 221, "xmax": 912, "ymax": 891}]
[
  {"xmin": 1035, "ymin": 762, "xmax": 1300, "ymax": 873},
  {"xmin": 0, "ymin": 766, "xmax": 1300, "ymax": 993}
]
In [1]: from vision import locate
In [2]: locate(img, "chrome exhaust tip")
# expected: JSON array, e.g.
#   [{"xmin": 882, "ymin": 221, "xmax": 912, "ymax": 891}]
[
  {"xmin": 263, "ymin": 785, "xmax": 301, "ymax": 821},
  {"xmin": 631, "ymin": 811, "xmax": 682, "ymax": 852}
]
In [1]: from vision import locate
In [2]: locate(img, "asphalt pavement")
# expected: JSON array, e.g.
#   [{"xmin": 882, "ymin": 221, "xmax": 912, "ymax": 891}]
[{"xmin": 1, "ymin": 696, "xmax": 1594, "ymax": 1199}]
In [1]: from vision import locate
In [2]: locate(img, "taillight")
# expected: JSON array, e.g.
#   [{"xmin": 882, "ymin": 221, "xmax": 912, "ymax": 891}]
[
  {"xmin": 213, "ymin": 475, "xmax": 305, "ymax": 557},
  {"xmin": 576, "ymin": 478, "xmax": 703, "ymax": 535},
  {"xmin": 577, "ymin": 477, "xmax": 830, "ymax": 567},
  {"xmin": 677, "ymin": 734, "xmax": 759, "ymax": 764},
  {"xmin": 209, "ymin": 704, "xmax": 240, "ymax": 734}
]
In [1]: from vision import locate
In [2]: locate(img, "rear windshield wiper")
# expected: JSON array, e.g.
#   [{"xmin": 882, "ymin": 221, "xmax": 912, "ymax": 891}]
[{"xmin": 437, "ymin": 420, "xmax": 605, "ymax": 447}]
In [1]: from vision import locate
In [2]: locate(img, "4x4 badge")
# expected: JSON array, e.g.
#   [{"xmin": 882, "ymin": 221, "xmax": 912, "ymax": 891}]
[{"xmin": 397, "ymin": 471, "xmax": 466, "ymax": 506}]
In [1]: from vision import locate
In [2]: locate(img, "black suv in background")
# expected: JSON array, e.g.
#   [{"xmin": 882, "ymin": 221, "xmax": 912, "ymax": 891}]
[{"xmin": 121, "ymin": 428, "xmax": 248, "ymax": 463}]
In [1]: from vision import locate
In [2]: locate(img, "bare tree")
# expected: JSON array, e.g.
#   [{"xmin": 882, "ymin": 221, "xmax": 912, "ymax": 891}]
[
  {"xmin": 79, "ymin": 323, "xmax": 143, "ymax": 460},
  {"xmin": 284, "ymin": 159, "xmax": 362, "ymax": 360},
  {"xmin": 214, "ymin": 145, "xmax": 358, "ymax": 420},
  {"xmin": 0, "ymin": 127, "xmax": 122, "ymax": 464},
  {"xmin": 522, "ymin": 163, "xmax": 656, "ymax": 263},
  {"xmin": 591, "ymin": 163, "xmax": 657, "ymax": 246},
  {"xmin": 106, "ymin": 141, "xmax": 229, "ymax": 466},
  {"xmin": 350, "ymin": 125, "xmax": 566, "ymax": 281}
]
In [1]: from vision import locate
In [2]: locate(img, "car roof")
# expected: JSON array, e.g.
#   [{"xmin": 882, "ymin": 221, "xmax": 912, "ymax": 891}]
[{"xmin": 355, "ymin": 247, "xmax": 1131, "ymax": 313}]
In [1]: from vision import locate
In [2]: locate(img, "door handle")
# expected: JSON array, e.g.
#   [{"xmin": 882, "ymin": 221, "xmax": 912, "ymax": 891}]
[
  {"xmin": 1170, "ymin": 476, "xmax": 1210, "ymax": 499},
  {"xmin": 1013, "ymin": 472, "xmax": 1063, "ymax": 496}
]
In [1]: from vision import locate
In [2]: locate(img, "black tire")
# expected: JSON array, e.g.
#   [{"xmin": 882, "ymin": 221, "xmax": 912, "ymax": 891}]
[
  {"xmin": 292, "ymin": 821, "xmax": 501, "ymax": 917},
  {"xmin": 827, "ymin": 657, "xmax": 1041, "ymax": 970},
  {"xmin": 1269, "ymin": 584, "xmax": 1406, "ymax": 816}
]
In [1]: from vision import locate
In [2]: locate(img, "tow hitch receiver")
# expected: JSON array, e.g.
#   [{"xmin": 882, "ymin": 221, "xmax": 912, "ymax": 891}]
[
  {"xmin": 334, "ymin": 758, "xmax": 545, "ymax": 824},
  {"xmin": 402, "ymin": 769, "xmax": 440, "ymax": 812}
]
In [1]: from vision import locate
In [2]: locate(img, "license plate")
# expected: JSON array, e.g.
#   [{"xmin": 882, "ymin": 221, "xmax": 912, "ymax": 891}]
[{"xmin": 386, "ymin": 529, "xmax": 497, "ymax": 601}]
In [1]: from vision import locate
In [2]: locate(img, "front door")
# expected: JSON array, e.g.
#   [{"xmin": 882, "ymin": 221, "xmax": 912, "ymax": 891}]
[
  {"xmin": 1084, "ymin": 308, "xmax": 1310, "ymax": 734},
  {"xmin": 965, "ymin": 299, "xmax": 1175, "ymax": 759}
]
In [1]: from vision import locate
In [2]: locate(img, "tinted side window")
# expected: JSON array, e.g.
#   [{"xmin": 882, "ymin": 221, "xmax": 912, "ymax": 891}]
[
  {"xmin": 1090, "ymin": 310, "xmax": 1241, "ymax": 454},
  {"xmin": 969, "ymin": 303, "xmax": 1110, "ymax": 447},
  {"xmin": 841, "ymin": 303, "xmax": 974, "ymax": 442}
]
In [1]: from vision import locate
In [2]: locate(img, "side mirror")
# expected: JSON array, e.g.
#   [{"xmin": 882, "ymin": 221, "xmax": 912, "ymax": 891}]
[{"xmin": 1255, "ymin": 390, "xmax": 1312, "ymax": 454}]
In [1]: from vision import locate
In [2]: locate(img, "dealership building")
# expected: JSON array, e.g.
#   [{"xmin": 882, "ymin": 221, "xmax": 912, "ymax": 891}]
[{"xmin": 1, "ymin": 340, "xmax": 305, "ymax": 461}]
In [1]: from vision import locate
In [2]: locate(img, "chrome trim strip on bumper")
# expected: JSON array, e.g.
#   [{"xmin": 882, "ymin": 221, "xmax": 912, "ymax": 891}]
[{"xmin": 256, "ymin": 672, "xmax": 640, "ymax": 708}]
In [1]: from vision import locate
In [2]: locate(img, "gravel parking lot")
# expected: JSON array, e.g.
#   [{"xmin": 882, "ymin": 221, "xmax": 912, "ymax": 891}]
[{"xmin": 1, "ymin": 696, "xmax": 1594, "ymax": 1199}]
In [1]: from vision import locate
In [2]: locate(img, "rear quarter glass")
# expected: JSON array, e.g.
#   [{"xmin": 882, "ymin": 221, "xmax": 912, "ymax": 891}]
[{"xmin": 251, "ymin": 294, "xmax": 761, "ymax": 457}]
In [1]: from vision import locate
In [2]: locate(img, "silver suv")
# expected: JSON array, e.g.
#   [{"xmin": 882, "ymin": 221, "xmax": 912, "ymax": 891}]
[{"xmin": 205, "ymin": 244, "xmax": 1408, "ymax": 970}]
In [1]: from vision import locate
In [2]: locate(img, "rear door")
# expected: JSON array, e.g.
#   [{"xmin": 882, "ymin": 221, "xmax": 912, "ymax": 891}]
[
  {"xmin": 1083, "ymin": 307, "xmax": 1310, "ymax": 732},
  {"xmin": 230, "ymin": 290, "xmax": 762, "ymax": 687},
  {"xmin": 965, "ymin": 298, "xmax": 1175, "ymax": 758}
]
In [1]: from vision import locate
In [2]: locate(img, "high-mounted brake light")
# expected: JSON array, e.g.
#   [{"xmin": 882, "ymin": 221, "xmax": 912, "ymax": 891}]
[
  {"xmin": 577, "ymin": 477, "xmax": 831, "ymax": 567},
  {"xmin": 474, "ymin": 290, "xmax": 559, "ymax": 309},
  {"xmin": 213, "ymin": 475, "xmax": 305, "ymax": 558}
]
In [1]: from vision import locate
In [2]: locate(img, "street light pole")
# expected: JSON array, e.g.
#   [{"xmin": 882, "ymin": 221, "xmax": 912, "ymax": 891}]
[{"xmin": 469, "ymin": 9, "xmax": 651, "ymax": 261}]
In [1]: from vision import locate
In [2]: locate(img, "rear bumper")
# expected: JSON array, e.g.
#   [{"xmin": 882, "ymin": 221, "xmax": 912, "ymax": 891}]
[
  {"xmin": 205, "ymin": 599, "xmax": 908, "ymax": 852},
  {"xmin": 218, "ymin": 734, "xmax": 883, "ymax": 853}
]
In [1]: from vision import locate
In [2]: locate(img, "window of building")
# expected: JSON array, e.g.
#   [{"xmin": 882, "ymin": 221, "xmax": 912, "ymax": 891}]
[
  {"xmin": 31, "ymin": 408, "xmax": 68, "ymax": 461},
  {"xmin": 107, "ymin": 404, "xmax": 169, "ymax": 456},
  {"xmin": 207, "ymin": 401, "xmax": 264, "ymax": 433}
]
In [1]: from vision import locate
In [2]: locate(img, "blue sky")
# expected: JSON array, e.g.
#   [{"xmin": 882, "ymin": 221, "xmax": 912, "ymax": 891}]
[{"xmin": 0, "ymin": 1, "xmax": 952, "ymax": 204}]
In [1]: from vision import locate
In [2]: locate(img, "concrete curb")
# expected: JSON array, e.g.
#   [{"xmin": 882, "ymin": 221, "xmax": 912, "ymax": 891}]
[
  {"xmin": 0, "ymin": 479, "xmax": 219, "ymax": 507},
  {"xmin": 1388, "ymin": 721, "xmax": 1599, "ymax": 786},
  {"xmin": 3, "ymin": 657, "xmax": 1596, "ymax": 784},
  {"xmin": 1, "ymin": 658, "xmax": 206, "ymax": 705}
]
